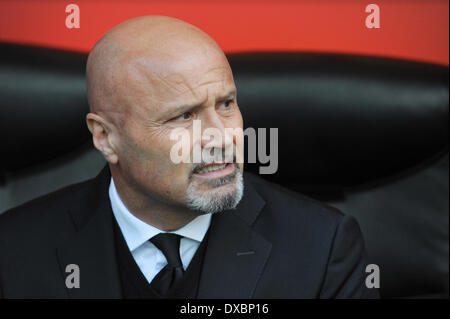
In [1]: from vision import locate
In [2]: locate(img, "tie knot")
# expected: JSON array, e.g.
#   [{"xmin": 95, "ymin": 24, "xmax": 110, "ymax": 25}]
[{"xmin": 150, "ymin": 233, "xmax": 183, "ymax": 268}]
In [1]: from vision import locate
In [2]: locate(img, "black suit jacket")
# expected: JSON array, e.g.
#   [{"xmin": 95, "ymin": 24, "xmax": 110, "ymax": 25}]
[{"xmin": 0, "ymin": 166, "xmax": 378, "ymax": 298}]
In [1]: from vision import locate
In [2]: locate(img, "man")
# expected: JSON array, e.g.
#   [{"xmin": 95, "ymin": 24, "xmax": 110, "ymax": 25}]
[{"xmin": 0, "ymin": 16, "xmax": 378, "ymax": 298}]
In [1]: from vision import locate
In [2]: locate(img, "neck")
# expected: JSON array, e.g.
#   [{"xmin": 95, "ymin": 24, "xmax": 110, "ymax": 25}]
[{"xmin": 110, "ymin": 168, "xmax": 198, "ymax": 232}]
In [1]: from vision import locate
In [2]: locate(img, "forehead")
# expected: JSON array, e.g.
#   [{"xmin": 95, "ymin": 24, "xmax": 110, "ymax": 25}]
[{"xmin": 120, "ymin": 52, "xmax": 235, "ymax": 115}]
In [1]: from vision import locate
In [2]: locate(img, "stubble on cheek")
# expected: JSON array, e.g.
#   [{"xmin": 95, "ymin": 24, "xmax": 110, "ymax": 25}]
[{"xmin": 123, "ymin": 136, "xmax": 192, "ymax": 205}]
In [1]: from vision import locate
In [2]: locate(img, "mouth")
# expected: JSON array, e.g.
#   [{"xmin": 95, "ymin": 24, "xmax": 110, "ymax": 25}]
[{"xmin": 192, "ymin": 163, "xmax": 235, "ymax": 179}]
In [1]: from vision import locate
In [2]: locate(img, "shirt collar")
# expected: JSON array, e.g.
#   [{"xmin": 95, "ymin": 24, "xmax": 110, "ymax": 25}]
[{"xmin": 109, "ymin": 177, "xmax": 211, "ymax": 252}]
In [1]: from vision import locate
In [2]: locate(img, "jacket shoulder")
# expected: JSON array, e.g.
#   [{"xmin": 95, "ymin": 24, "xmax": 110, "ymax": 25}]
[
  {"xmin": 0, "ymin": 177, "xmax": 96, "ymax": 234},
  {"xmin": 245, "ymin": 172, "xmax": 345, "ymax": 226}
]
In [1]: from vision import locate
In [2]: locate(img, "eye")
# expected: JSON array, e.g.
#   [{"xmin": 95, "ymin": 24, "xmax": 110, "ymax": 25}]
[
  {"xmin": 222, "ymin": 99, "xmax": 234, "ymax": 109},
  {"xmin": 172, "ymin": 112, "xmax": 192, "ymax": 121}
]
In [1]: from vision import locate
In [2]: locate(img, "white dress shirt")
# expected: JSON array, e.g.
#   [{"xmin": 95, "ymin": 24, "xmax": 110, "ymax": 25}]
[{"xmin": 109, "ymin": 178, "xmax": 212, "ymax": 284}]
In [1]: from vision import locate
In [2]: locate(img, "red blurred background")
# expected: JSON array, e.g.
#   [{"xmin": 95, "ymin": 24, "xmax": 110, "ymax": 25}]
[{"xmin": 0, "ymin": 0, "xmax": 448, "ymax": 65}]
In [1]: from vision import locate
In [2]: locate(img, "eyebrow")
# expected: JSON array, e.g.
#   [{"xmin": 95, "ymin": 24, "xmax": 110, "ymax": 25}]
[{"xmin": 164, "ymin": 89, "xmax": 237, "ymax": 118}]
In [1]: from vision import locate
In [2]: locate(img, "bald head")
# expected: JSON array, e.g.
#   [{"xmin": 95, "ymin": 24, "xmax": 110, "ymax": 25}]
[{"xmin": 86, "ymin": 15, "xmax": 230, "ymax": 123}]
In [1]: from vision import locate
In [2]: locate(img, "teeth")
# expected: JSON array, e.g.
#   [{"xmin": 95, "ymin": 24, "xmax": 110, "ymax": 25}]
[{"xmin": 196, "ymin": 164, "xmax": 227, "ymax": 174}]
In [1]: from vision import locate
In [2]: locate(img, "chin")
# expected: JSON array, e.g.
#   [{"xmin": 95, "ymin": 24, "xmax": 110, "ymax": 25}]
[{"xmin": 185, "ymin": 167, "xmax": 244, "ymax": 214}]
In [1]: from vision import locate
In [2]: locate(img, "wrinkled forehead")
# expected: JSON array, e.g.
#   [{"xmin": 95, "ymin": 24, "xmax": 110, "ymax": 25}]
[{"xmin": 117, "ymin": 50, "xmax": 235, "ymax": 116}]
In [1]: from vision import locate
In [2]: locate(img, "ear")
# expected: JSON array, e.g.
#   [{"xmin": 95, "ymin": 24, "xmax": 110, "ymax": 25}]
[{"xmin": 86, "ymin": 113, "xmax": 119, "ymax": 164}]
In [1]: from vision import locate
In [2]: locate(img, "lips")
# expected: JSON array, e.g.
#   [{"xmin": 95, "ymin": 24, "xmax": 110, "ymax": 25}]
[
  {"xmin": 193, "ymin": 163, "xmax": 235, "ymax": 178},
  {"xmin": 194, "ymin": 163, "xmax": 228, "ymax": 174}
]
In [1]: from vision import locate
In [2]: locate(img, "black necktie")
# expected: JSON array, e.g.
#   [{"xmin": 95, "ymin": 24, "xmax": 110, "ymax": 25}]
[{"xmin": 149, "ymin": 233, "xmax": 184, "ymax": 296}]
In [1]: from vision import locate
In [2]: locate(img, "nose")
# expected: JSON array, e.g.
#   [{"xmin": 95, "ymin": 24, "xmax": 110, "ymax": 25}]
[{"xmin": 200, "ymin": 109, "xmax": 233, "ymax": 151}]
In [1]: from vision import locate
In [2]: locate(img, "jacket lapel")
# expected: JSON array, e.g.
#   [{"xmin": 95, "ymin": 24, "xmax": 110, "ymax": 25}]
[
  {"xmin": 56, "ymin": 166, "xmax": 122, "ymax": 298},
  {"xmin": 197, "ymin": 175, "xmax": 272, "ymax": 298}
]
